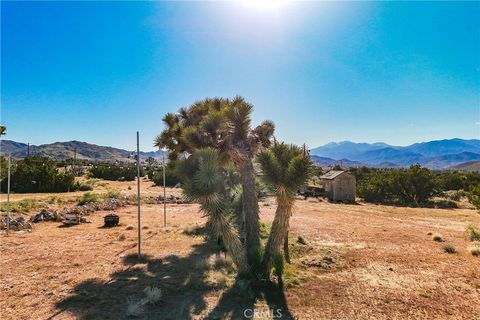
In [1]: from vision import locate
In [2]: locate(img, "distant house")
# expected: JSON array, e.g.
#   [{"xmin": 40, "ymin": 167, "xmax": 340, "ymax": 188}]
[{"xmin": 320, "ymin": 170, "xmax": 356, "ymax": 202}]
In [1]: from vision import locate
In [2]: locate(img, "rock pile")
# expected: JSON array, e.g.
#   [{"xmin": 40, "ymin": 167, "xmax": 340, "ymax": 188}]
[
  {"xmin": 30, "ymin": 209, "xmax": 62, "ymax": 223},
  {"xmin": 1, "ymin": 216, "xmax": 33, "ymax": 231},
  {"xmin": 156, "ymin": 195, "xmax": 189, "ymax": 204}
]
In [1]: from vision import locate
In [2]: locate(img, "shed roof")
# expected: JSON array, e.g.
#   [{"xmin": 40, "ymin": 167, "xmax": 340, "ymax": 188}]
[{"xmin": 320, "ymin": 170, "xmax": 348, "ymax": 180}]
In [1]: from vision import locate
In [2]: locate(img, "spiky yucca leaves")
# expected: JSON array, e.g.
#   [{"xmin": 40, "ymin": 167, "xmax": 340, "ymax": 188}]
[
  {"xmin": 154, "ymin": 96, "xmax": 275, "ymax": 253},
  {"xmin": 175, "ymin": 148, "xmax": 248, "ymax": 272},
  {"xmin": 258, "ymin": 143, "xmax": 313, "ymax": 277}
]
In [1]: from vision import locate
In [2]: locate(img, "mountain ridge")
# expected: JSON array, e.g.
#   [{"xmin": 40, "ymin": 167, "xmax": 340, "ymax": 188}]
[
  {"xmin": 310, "ymin": 138, "xmax": 480, "ymax": 169},
  {"xmin": 0, "ymin": 140, "xmax": 165, "ymax": 162}
]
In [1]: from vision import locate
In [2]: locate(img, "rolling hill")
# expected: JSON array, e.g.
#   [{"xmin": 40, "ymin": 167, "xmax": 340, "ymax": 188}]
[
  {"xmin": 448, "ymin": 160, "xmax": 480, "ymax": 172},
  {"xmin": 0, "ymin": 140, "xmax": 165, "ymax": 162}
]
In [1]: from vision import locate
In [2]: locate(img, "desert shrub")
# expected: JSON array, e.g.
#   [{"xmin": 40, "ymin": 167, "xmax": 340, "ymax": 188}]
[
  {"xmin": 430, "ymin": 199, "xmax": 458, "ymax": 209},
  {"xmin": 467, "ymin": 186, "xmax": 480, "ymax": 210},
  {"xmin": 433, "ymin": 235, "xmax": 443, "ymax": 242},
  {"xmin": 78, "ymin": 192, "xmax": 99, "ymax": 205},
  {"xmin": 259, "ymin": 222, "xmax": 270, "ymax": 239},
  {"xmin": 465, "ymin": 224, "xmax": 480, "ymax": 241},
  {"xmin": 358, "ymin": 165, "xmax": 437, "ymax": 206},
  {"xmin": 126, "ymin": 297, "xmax": 144, "ymax": 317},
  {"xmin": 144, "ymin": 286, "xmax": 162, "ymax": 304},
  {"xmin": 78, "ymin": 183, "xmax": 93, "ymax": 191},
  {"xmin": 214, "ymin": 255, "xmax": 236, "ymax": 273},
  {"xmin": 444, "ymin": 189, "xmax": 465, "ymax": 201},
  {"xmin": 357, "ymin": 171, "xmax": 391, "ymax": 203},
  {"xmin": 468, "ymin": 243, "xmax": 480, "ymax": 256},
  {"xmin": 105, "ymin": 189, "xmax": 121, "ymax": 199},
  {"xmin": 48, "ymin": 195, "xmax": 61, "ymax": 204},
  {"xmin": 283, "ymin": 264, "xmax": 301, "ymax": 287},
  {"xmin": 1, "ymin": 156, "xmax": 76, "ymax": 193},
  {"xmin": 0, "ymin": 156, "xmax": 7, "ymax": 182},
  {"xmin": 89, "ymin": 163, "xmax": 144, "ymax": 181},
  {"xmin": 435, "ymin": 171, "xmax": 480, "ymax": 192},
  {"xmin": 443, "ymin": 244, "xmax": 456, "ymax": 254},
  {"xmin": 418, "ymin": 290, "xmax": 432, "ymax": 298},
  {"xmin": 0, "ymin": 199, "xmax": 35, "ymax": 213},
  {"xmin": 390, "ymin": 165, "xmax": 436, "ymax": 205},
  {"xmin": 149, "ymin": 168, "xmax": 180, "ymax": 187}
]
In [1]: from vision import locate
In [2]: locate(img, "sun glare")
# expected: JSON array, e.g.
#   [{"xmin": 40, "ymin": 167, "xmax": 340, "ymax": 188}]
[{"xmin": 238, "ymin": 0, "xmax": 287, "ymax": 11}]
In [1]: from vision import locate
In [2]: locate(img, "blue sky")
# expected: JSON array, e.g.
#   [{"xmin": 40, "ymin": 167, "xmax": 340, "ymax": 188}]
[{"xmin": 1, "ymin": 1, "xmax": 479, "ymax": 151}]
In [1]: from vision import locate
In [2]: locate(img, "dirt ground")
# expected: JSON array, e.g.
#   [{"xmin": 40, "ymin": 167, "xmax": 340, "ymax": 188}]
[
  {"xmin": 1, "ymin": 198, "xmax": 479, "ymax": 319},
  {"xmin": 0, "ymin": 177, "xmax": 182, "ymax": 203}
]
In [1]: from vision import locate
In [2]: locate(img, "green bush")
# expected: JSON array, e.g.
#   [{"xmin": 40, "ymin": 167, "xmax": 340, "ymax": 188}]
[
  {"xmin": 0, "ymin": 199, "xmax": 35, "ymax": 213},
  {"xmin": 78, "ymin": 192, "xmax": 99, "ymax": 205},
  {"xmin": 443, "ymin": 244, "xmax": 456, "ymax": 254},
  {"xmin": 0, "ymin": 156, "xmax": 76, "ymax": 193},
  {"xmin": 105, "ymin": 189, "xmax": 121, "ymax": 199},
  {"xmin": 89, "ymin": 163, "xmax": 144, "ymax": 181},
  {"xmin": 78, "ymin": 183, "xmax": 93, "ymax": 191},
  {"xmin": 467, "ymin": 186, "xmax": 480, "ymax": 210},
  {"xmin": 259, "ymin": 222, "xmax": 270, "ymax": 239},
  {"xmin": 149, "ymin": 168, "xmax": 180, "ymax": 187},
  {"xmin": 465, "ymin": 224, "xmax": 480, "ymax": 241},
  {"xmin": 357, "ymin": 165, "xmax": 436, "ymax": 206}
]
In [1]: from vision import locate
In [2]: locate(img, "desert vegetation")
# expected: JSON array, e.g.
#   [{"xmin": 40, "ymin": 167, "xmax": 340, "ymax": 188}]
[
  {"xmin": 0, "ymin": 156, "xmax": 76, "ymax": 193},
  {"xmin": 88, "ymin": 162, "xmax": 144, "ymax": 181},
  {"xmin": 352, "ymin": 165, "xmax": 480, "ymax": 208}
]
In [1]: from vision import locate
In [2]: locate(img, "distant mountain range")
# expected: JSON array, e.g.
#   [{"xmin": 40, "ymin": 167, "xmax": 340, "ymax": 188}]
[
  {"xmin": 0, "ymin": 140, "xmax": 165, "ymax": 162},
  {"xmin": 309, "ymin": 138, "xmax": 480, "ymax": 170},
  {"xmin": 1, "ymin": 138, "xmax": 479, "ymax": 171}
]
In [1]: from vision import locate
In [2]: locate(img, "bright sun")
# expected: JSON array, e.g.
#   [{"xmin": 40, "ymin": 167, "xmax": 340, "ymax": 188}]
[{"xmin": 238, "ymin": 0, "xmax": 287, "ymax": 11}]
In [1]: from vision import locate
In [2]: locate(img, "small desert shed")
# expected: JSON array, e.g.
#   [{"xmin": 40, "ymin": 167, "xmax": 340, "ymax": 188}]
[{"xmin": 320, "ymin": 170, "xmax": 356, "ymax": 202}]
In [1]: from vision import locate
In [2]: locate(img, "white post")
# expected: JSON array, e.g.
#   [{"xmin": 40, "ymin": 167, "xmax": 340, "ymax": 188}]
[
  {"xmin": 163, "ymin": 151, "xmax": 166, "ymax": 227},
  {"xmin": 6, "ymin": 155, "xmax": 11, "ymax": 235},
  {"xmin": 136, "ymin": 132, "xmax": 141, "ymax": 258}
]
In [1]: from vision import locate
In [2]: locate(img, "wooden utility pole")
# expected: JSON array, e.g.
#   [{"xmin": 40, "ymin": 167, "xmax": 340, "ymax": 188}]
[{"xmin": 136, "ymin": 132, "xmax": 141, "ymax": 258}]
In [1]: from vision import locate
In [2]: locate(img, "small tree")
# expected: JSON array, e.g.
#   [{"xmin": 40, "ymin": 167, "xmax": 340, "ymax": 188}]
[
  {"xmin": 175, "ymin": 148, "xmax": 248, "ymax": 272},
  {"xmin": 467, "ymin": 186, "xmax": 480, "ymax": 210},
  {"xmin": 390, "ymin": 164, "xmax": 436, "ymax": 205},
  {"xmin": 258, "ymin": 143, "xmax": 313, "ymax": 276},
  {"xmin": 4, "ymin": 156, "xmax": 76, "ymax": 193}
]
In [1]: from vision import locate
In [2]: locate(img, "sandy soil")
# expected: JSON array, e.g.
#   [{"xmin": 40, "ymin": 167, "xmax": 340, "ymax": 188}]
[{"xmin": 1, "ymin": 199, "xmax": 479, "ymax": 320}]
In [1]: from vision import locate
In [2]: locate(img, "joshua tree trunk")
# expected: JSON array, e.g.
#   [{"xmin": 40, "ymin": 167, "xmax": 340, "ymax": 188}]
[
  {"xmin": 263, "ymin": 197, "xmax": 292, "ymax": 276},
  {"xmin": 238, "ymin": 160, "xmax": 261, "ymax": 251},
  {"xmin": 206, "ymin": 204, "xmax": 249, "ymax": 273},
  {"xmin": 284, "ymin": 232, "xmax": 290, "ymax": 263}
]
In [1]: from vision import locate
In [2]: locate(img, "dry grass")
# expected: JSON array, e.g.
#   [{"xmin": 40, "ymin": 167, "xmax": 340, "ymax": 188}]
[{"xmin": 1, "ymin": 197, "xmax": 479, "ymax": 319}]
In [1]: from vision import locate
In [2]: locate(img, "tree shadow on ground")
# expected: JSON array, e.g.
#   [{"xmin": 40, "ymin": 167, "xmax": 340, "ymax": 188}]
[
  {"xmin": 55, "ymin": 240, "xmax": 218, "ymax": 319},
  {"xmin": 55, "ymin": 238, "xmax": 293, "ymax": 320},
  {"xmin": 206, "ymin": 278, "xmax": 294, "ymax": 320}
]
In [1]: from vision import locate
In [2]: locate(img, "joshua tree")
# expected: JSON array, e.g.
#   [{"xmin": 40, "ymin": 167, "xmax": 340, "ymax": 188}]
[
  {"xmin": 175, "ymin": 148, "xmax": 248, "ymax": 272},
  {"xmin": 257, "ymin": 143, "xmax": 313, "ymax": 277},
  {"xmin": 155, "ymin": 97, "xmax": 274, "ymax": 254},
  {"xmin": 0, "ymin": 125, "xmax": 6, "ymax": 135}
]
